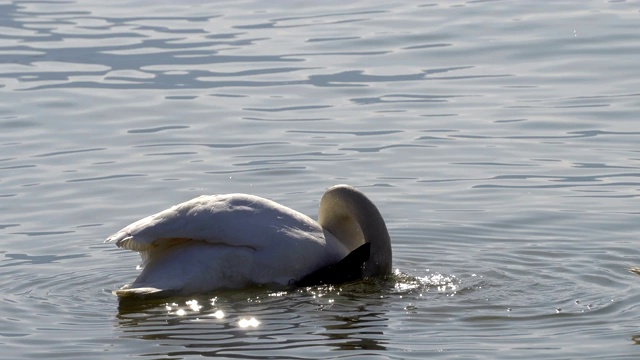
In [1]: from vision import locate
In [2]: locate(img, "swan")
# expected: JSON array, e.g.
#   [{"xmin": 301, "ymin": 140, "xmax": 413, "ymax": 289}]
[{"xmin": 106, "ymin": 184, "xmax": 392, "ymax": 298}]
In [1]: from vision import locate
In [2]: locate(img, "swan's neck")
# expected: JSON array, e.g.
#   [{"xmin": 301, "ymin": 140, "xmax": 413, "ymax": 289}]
[{"xmin": 318, "ymin": 185, "xmax": 392, "ymax": 277}]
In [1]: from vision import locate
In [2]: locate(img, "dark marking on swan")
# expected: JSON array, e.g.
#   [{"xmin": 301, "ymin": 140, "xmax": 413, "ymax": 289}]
[{"xmin": 295, "ymin": 242, "xmax": 371, "ymax": 287}]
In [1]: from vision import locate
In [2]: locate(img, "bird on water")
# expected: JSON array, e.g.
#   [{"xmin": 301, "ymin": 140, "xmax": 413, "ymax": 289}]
[{"xmin": 106, "ymin": 184, "xmax": 392, "ymax": 298}]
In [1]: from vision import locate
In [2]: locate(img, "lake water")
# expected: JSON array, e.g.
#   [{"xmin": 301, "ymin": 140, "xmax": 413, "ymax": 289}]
[{"xmin": 2, "ymin": 0, "xmax": 640, "ymax": 358}]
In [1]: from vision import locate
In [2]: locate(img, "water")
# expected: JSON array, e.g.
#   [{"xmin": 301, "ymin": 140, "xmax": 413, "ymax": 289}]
[{"xmin": 2, "ymin": 0, "xmax": 640, "ymax": 358}]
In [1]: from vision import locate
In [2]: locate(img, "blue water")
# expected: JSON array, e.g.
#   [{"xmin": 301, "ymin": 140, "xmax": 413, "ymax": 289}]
[{"xmin": 2, "ymin": 0, "xmax": 640, "ymax": 358}]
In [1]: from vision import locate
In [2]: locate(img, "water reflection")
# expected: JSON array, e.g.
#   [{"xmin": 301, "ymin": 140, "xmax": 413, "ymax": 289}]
[
  {"xmin": 115, "ymin": 289, "xmax": 389, "ymax": 356},
  {"xmin": 112, "ymin": 274, "xmax": 461, "ymax": 356}
]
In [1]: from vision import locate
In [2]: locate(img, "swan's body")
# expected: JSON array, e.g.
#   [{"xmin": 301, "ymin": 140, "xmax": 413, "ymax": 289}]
[{"xmin": 106, "ymin": 184, "xmax": 391, "ymax": 298}]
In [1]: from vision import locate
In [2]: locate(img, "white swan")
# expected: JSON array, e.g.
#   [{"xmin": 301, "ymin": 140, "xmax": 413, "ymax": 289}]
[{"xmin": 106, "ymin": 184, "xmax": 391, "ymax": 298}]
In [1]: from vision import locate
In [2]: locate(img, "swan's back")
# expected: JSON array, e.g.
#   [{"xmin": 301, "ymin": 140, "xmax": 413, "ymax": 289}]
[{"xmin": 108, "ymin": 194, "xmax": 323, "ymax": 251}]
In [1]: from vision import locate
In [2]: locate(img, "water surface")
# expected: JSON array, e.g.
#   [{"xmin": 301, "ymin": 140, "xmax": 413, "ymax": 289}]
[{"xmin": 1, "ymin": 0, "xmax": 640, "ymax": 358}]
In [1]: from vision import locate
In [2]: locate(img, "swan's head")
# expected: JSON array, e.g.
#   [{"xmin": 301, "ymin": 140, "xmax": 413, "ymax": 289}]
[{"xmin": 318, "ymin": 184, "xmax": 392, "ymax": 277}]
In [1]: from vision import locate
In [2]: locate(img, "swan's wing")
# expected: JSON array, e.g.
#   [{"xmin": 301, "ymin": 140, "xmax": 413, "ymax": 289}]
[{"xmin": 105, "ymin": 194, "xmax": 326, "ymax": 252}]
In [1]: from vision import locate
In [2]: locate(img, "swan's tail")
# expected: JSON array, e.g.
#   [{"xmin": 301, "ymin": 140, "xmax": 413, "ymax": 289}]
[{"xmin": 114, "ymin": 286, "xmax": 164, "ymax": 297}]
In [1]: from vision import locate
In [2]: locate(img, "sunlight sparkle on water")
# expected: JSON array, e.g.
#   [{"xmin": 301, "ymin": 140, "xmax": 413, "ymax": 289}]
[
  {"xmin": 238, "ymin": 317, "xmax": 260, "ymax": 328},
  {"xmin": 393, "ymin": 269, "xmax": 459, "ymax": 294},
  {"xmin": 210, "ymin": 310, "xmax": 225, "ymax": 319},
  {"xmin": 186, "ymin": 299, "xmax": 202, "ymax": 312},
  {"xmin": 167, "ymin": 301, "xmax": 203, "ymax": 316}
]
